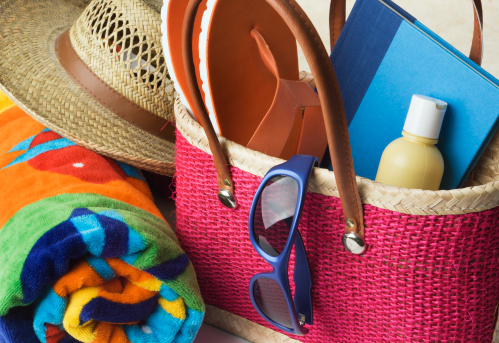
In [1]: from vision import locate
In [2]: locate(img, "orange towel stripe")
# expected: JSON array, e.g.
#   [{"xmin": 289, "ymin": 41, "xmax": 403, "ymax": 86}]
[
  {"xmin": 54, "ymin": 261, "xmax": 104, "ymax": 298},
  {"xmin": 105, "ymin": 258, "xmax": 158, "ymax": 287},
  {"xmin": 0, "ymin": 109, "xmax": 164, "ymax": 229},
  {"xmin": 92, "ymin": 323, "xmax": 130, "ymax": 343},
  {"xmin": 97, "ymin": 279, "xmax": 158, "ymax": 304}
]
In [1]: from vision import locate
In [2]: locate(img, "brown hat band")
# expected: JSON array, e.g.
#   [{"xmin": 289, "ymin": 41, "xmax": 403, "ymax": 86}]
[{"xmin": 55, "ymin": 29, "xmax": 175, "ymax": 142}]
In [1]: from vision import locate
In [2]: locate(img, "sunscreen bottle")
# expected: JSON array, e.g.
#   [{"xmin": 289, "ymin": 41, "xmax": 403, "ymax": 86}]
[{"xmin": 375, "ymin": 95, "xmax": 447, "ymax": 190}]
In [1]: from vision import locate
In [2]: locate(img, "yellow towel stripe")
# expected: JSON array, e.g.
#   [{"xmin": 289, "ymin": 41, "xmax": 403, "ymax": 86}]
[
  {"xmin": 0, "ymin": 92, "xmax": 15, "ymax": 114},
  {"xmin": 63, "ymin": 287, "xmax": 99, "ymax": 343},
  {"xmin": 133, "ymin": 277, "xmax": 163, "ymax": 292},
  {"xmin": 158, "ymin": 297, "xmax": 186, "ymax": 320}
]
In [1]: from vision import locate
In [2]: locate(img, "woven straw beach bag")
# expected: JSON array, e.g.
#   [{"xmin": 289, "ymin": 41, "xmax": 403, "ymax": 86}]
[
  {"xmin": 173, "ymin": 0, "xmax": 499, "ymax": 341},
  {"xmin": 175, "ymin": 102, "xmax": 499, "ymax": 342}
]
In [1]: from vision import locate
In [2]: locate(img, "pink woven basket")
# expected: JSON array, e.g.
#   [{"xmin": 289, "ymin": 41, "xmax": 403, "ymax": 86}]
[
  {"xmin": 174, "ymin": 101, "xmax": 499, "ymax": 343},
  {"xmin": 172, "ymin": 0, "xmax": 499, "ymax": 341}
]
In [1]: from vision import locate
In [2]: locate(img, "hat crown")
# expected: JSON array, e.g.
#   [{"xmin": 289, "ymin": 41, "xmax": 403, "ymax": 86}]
[
  {"xmin": 0, "ymin": 0, "xmax": 176, "ymax": 175},
  {"xmin": 71, "ymin": 0, "xmax": 173, "ymax": 120}
]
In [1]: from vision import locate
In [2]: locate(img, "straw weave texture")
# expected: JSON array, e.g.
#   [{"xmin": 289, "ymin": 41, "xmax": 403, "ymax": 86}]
[
  {"xmin": 71, "ymin": 0, "xmax": 173, "ymax": 118},
  {"xmin": 175, "ymin": 98, "xmax": 499, "ymax": 215},
  {"xmin": 0, "ymin": 0, "xmax": 176, "ymax": 175},
  {"xmin": 174, "ymin": 98, "xmax": 499, "ymax": 342}
]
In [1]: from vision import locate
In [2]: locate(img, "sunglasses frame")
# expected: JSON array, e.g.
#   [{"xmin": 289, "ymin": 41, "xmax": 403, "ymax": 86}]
[{"xmin": 248, "ymin": 154, "xmax": 317, "ymax": 336}]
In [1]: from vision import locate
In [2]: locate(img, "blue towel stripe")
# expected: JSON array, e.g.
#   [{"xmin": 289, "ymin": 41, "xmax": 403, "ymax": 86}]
[
  {"xmin": 145, "ymin": 254, "xmax": 190, "ymax": 281},
  {"xmin": 70, "ymin": 214, "xmax": 105, "ymax": 257},
  {"xmin": 115, "ymin": 161, "xmax": 146, "ymax": 180},
  {"xmin": 121, "ymin": 252, "xmax": 140, "ymax": 265},
  {"xmin": 98, "ymin": 210, "xmax": 126, "ymax": 223},
  {"xmin": 80, "ymin": 295, "xmax": 159, "ymax": 325},
  {"xmin": 145, "ymin": 304, "xmax": 183, "ymax": 343},
  {"xmin": 128, "ymin": 228, "xmax": 146, "ymax": 255},
  {"xmin": 0, "ymin": 307, "xmax": 40, "ymax": 343},
  {"xmin": 159, "ymin": 286, "xmax": 179, "ymax": 302},
  {"xmin": 125, "ymin": 325, "xmax": 160, "ymax": 343},
  {"xmin": 97, "ymin": 211, "xmax": 146, "ymax": 255},
  {"xmin": 86, "ymin": 257, "xmax": 116, "ymax": 280},
  {"xmin": 98, "ymin": 213, "xmax": 130, "ymax": 258},
  {"xmin": 6, "ymin": 128, "xmax": 49, "ymax": 153},
  {"xmin": 175, "ymin": 309, "xmax": 205, "ymax": 343},
  {"xmin": 20, "ymin": 219, "xmax": 87, "ymax": 304},
  {"xmin": 3, "ymin": 138, "xmax": 76, "ymax": 169},
  {"xmin": 33, "ymin": 289, "xmax": 67, "ymax": 343},
  {"xmin": 7, "ymin": 135, "xmax": 36, "ymax": 153}
]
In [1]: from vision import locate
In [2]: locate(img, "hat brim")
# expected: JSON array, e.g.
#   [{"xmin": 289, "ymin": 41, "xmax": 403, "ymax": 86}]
[{"xmin": 0, "ymin": 0, "xmax": 175, "ymax": 176}]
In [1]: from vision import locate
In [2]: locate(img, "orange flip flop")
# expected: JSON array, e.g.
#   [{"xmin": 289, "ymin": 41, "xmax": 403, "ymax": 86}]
[
  {"xmin": 199, "ymin": 0, "xmax": 328, "ymax": 160},
  {"xmin": 162, "ymin": 0, "xmax": 210, "ymax": 123}
]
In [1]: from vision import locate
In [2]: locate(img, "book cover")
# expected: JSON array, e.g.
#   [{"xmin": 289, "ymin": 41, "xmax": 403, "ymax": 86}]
[{"xmin": 330, "ymin": 0, "xmax": 499, "ymax": 190}]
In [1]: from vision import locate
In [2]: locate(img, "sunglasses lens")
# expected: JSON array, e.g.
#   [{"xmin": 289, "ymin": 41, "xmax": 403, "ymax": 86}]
[
  {"xmin": 253, "ymin": 176, "xmax": 298, "ymax": 256},
  {"xmin": 253, "ymin": 278, "xmax": 293, "ymax": 329}
]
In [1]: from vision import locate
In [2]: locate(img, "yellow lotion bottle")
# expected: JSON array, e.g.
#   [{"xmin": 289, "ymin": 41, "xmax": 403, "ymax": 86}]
[{"xmin": 375, "ymin": 95, "xmax": 447, "ymax": 190}]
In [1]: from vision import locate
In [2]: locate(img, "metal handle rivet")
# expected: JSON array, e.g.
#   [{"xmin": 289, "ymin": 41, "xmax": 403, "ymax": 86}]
[
  {"xmin": 342, "ymin": 232, "xmax": 366, "ymax": 255},
  {"xmin": 218, "ymin": 189, "xmax": 236, "ymax": 209},
  {"xmin": 223, "ymin": 178, "xmax": 232, "ymax": 187}
]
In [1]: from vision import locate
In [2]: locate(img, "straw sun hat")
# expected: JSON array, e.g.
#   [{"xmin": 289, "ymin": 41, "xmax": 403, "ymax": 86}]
[{"xmin": 0, "ymin": 0, "xmax": 176, "ymax": 175}]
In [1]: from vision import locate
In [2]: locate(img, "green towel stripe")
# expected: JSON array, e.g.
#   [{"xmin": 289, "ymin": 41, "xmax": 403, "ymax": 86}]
[{"xmin": 0, "ymin": 193, "xmax": 204, "ymax": 316}]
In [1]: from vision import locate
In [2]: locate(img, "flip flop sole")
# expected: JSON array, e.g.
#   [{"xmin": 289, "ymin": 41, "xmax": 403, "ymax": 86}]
[
  {"xmin": 199, "ymin": 0, "xmax": 298, "ymax": 145},
  {"xmin": 162, "ymin": 0, "xmax": 208, "ymax": 123}
]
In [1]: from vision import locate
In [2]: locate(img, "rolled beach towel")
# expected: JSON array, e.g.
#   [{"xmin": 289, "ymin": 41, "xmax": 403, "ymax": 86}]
[{"xmin": 0, "ymin": 92, "xmax": 204, "ymax": 342}]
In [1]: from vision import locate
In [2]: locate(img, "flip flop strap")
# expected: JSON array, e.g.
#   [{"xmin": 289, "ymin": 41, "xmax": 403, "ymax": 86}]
[{"xmin": 246, "ymin": 29, "xmax": 326, "ymax": 160}]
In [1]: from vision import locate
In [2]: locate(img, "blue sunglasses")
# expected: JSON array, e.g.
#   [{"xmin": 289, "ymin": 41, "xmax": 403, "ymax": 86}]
[{"xmin": 248, "ymin": 154, "xmax": 317, "ymax": 335}]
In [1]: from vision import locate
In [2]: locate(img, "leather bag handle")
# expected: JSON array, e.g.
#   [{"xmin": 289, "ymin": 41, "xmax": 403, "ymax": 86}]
[
  {"xmin": 182, "ymin": 0, "xmax": 366, "ymax": 254},
  {"xmin": 330, "ymin": 0, "xmax": 484, "ymax": 65}
]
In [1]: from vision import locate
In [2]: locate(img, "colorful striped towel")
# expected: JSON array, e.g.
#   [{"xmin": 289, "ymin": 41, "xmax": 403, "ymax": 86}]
[{"xmin": 0, "ymin": 92, "xmax": 205, "ymax": 342}]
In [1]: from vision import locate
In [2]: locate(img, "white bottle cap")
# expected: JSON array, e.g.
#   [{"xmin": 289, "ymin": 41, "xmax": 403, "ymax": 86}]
[{"xmin": 403, "ymin": 94, "xmax": 447, "ymax": 140}]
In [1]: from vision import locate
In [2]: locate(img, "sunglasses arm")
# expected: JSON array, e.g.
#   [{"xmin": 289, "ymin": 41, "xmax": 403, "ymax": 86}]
[{"xmin": 293, "ymin": 231, "xmax": 313, "ymax": 325}]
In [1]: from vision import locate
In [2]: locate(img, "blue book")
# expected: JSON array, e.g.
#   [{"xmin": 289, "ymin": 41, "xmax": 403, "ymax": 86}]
[{"xmin": 330, "ymin": 0, "xmax": 499, "ymax": 190}]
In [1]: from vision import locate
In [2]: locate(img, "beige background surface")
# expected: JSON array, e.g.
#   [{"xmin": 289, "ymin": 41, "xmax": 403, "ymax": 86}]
[{"xmin": 296, "ymin": 0, "xmax": 499, "ymax": 79}]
